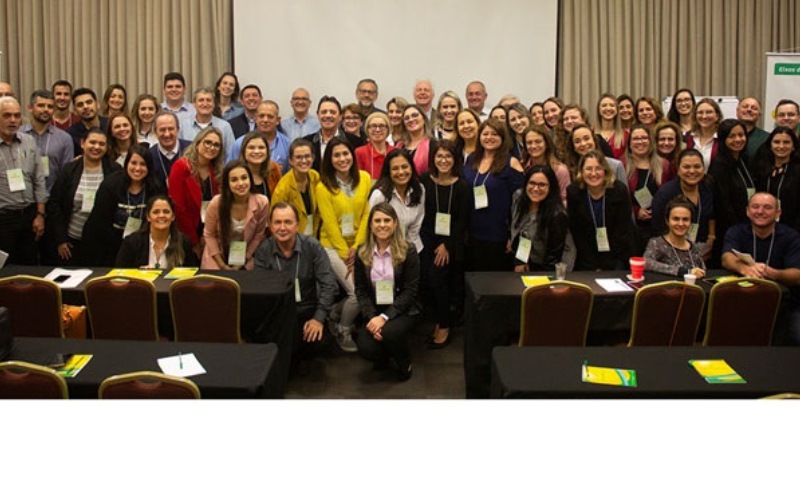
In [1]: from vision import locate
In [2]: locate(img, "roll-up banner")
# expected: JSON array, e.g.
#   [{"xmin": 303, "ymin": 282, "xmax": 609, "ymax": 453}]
[{"xmin": 764, "ymin": 53, "xmax": 800, "ymax": 130}]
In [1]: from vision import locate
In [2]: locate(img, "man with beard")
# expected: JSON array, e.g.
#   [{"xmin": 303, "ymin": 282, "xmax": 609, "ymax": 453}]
[
  {"xmin": 20, "ymin": 90, "xmax": 74, "ymax": 190},
  {"xmin": 50, "ymin": 80, "xmax": 80, "ymax": 131},
  {"xmin": 66, "ymin": 88, "xmax": 109, "ymax": 155}
]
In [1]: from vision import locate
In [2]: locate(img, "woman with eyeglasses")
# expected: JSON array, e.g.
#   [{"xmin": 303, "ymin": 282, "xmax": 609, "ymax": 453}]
[
  {"xmin": 511, "ymin": 165, "xmax": 574, "ymax": 272},
  {"xmin": 666, "ymin": 88, "xmax": 696, "ymax": 134},
  {"xmin": 399, "ymin": 104, "xmax": 436, "ymax": 175},
  {"xmin": 168, "ymin": 127, "xmax": 224, "ymax": 256},
  {"xmin": 355, "ymin": 112, "xmax": 396, "ymax": 182},
  {"xmin": 685, "ymin": 98, "xmax": 722, "ymax": 170},
  {"xmin": 342, "ymin": 103, "xmax": 367, "ymax": 148},
  {"xmin": 420, "ymin": 140, "xmax": 470, "ymax": 348},
  {"xmin": 272, "ymin": 138, "xmax": 320, "ymax": 237}
]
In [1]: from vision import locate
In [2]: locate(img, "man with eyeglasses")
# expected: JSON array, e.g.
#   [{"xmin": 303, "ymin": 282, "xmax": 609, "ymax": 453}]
[
  {"xmin": 736, "ymin": 96, "xmax": 769, "ymax": 163},
  {"xmin": 229, "ymin": 84, "xmax": 263, "ymax": 139},
  {"xmin": 355, "ymin": 78, "xmax": 383, "ymax": 117},
  {"xmin": 179, "ymin": 87, "xmax": 236, "ymax": 152},
  {"xmin": 302, "ymin": 96, "xmax": 360, "ymax": 172},
  {"xmin": 227, "ymin": 100, "xmax": 291, "ymax": 172},
  {"xmin": 722, "ymin": 192, "xmax": 800, "ymax": 345},
  {"xmin": 281, "ymin": 88, "xmax": 320, "ymax": 141}
]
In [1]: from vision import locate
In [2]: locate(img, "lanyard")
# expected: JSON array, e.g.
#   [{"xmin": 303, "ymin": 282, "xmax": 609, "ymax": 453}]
[
  {"xmin": 736, "ymin": 159, "xmax": 755, "ymax": 189},
  {"xmin": 472, "ymin": 169, "xmax": 490, "ymax": 188},
  {"xmin": 665, "ymin": 236, "xmax": 696, "ymax": 270},
  {"xmin": 275, "ymin": 250, "xmax": 300, "ymax": 280},
  {"xmin": 753, "ymin": 229, "xmax": 776, "ymax": 267},
  {"xmin": 434, "ymin": 180, "xmax": 454, "ymax": 215},
  {"xmin": 126, "ymin": 187, "xmax": 146, "ymax": 218},
  {"xmin": 767, "ymin": 166, "xmax": 786, "ymax": 201},
  {"xmin": 587, "ymin": 190, "xmax": 606, "ymax": 229}
]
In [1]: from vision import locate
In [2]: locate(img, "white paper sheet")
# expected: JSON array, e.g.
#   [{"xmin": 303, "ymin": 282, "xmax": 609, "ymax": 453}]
[
  {"xmin": 157, "ymin": 353, "xmax": 207, "ymax": 378},
  {"xmin": 732, "ymin": 249, "xmax": 755, "ymax": 266},
  {"xmin": 43, "ymin": 268, "xmax": 94, "ymax": 289},
  {"xmin": 0, "ymin": 249, "xmax": 8, "ymax": 269},
  {"xmin": 595, "ymin": 278, "xmax": 634, "ymax": 293}
]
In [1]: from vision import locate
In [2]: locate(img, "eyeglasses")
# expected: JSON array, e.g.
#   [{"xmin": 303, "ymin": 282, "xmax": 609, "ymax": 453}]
[
  {"xmin": 675, "ymin": 98, "xmax": 693, "ymax": 104},
  {"xmin": 291, "ymin": 97, "xmax": 310, "ymax": 102},
  {"xmin": 343, "ymin": 115, "xmax": 361, "ymax": 122},
  {"xmin": 292, "ymin": 154, "xmax": 313, "ymax": 162},
  {"xmin": 202, "ymin": 139, "xmax": 222, "ymax": 150},
  {"xmin": 368, "ymin": 124, "xmax": 388, "ymax": 131},
  {"xmin": 435, "ymin": 154, "xmax": 453, "ymax": 162},
  {"xmin": 630, "ymin": 136, "xmax": 650, "ymax": 143},
  {"xmin": 358, "ymin": 88, "xmax": 377, "ymax": 95},
  {"xmin": 528, "ymin": 182, "xmax": 549, "ymax": 190},
  {"xmin": 403, "ymin": 113, "xmax": 421, "ymax": 122}
]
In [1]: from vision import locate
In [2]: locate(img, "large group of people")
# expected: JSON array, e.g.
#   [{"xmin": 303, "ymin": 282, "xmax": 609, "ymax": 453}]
[{"xmin": 2, "ymin": 72, "xmax": 800, "ymax": 381}]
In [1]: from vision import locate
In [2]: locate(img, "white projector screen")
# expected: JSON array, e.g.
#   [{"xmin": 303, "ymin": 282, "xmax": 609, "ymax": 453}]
[{"xmin": 232, "ymin": 0, "xmax": 559, "ymax": 114}]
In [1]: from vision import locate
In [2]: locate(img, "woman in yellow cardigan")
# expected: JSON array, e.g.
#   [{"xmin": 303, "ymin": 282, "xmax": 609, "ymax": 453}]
[
  {"xmin": 271, "ymin": 138, "xmax": 320, "ymax": 237},
  {"xmin": 315, "ymin": 137, "xmax": 372, "ymax": 352}
]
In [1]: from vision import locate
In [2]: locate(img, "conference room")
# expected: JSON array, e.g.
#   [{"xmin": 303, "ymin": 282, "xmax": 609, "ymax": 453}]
[{"xmin": 2, "ymin": 0, "xmax": 800, "ymax": 495}]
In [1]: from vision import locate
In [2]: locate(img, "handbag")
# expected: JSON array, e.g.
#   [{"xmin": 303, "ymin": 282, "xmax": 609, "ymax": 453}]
[{"xmin": 62, "ymin": 305, "xmax": 87, "ymax": 339}]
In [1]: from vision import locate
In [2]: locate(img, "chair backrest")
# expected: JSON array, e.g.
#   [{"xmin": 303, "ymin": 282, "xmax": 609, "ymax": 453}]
[
  {"xmin": 85, "ymin": 276, "xmax": 158, "ymax": 341},
  {"xmin": 99, "ymin": 371, "xmax": 200, "ymax": 399},
  {"xmin": 169, "ymin": 275, "xmax": 241, "ymax": 343},
  {"xmin": 519, "ymin": 281, "xmax": 594, "ymax": 346},
  {"xmin": 703, "ymin": 277, "xmax": 782, "ymax": 346},
  {"xmin": 0, "ymin": 275, "xmax": 63, "ymax": 338},
  {"xmin": 0, "ymin": 361, "xmax": 68, "ymax": 399},
  {"xmin": 628, "ymin": 281, "xmax": 706, "ymax": 346}
]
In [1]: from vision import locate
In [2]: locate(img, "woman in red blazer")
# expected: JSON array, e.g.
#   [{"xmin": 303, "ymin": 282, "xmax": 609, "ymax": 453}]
[{"xmin": 168, "ymin": 127, "xmax": 224, "ymax": 256}]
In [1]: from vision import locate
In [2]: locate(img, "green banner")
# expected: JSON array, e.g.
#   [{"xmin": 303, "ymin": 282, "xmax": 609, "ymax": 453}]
[{"xmin": 774, "ymin": 63, "xmax": 800, "ymax": 75}]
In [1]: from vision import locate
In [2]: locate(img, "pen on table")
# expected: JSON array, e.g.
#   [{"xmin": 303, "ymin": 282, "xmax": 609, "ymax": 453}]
[{"xmin": 178, "ymin": 352, "xmax": 183, "ymax": 369}]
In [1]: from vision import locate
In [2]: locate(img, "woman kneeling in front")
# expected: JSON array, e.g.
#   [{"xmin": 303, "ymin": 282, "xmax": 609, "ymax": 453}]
[{"xmin": 354, "ymin": 202, "xmax": 421, "ymax": 382}]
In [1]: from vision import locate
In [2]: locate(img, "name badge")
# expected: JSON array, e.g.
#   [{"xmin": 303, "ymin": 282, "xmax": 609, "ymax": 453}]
[
  {"xmin": 304, "ymin": 214, "xmax": 314, "ymax": 236},
  {"xmin": 688, "ymin": 223, "xmax": 699, "ymax": 242},
  {"xmin": 746, "ymin": 187, "xmax": 755, "ymax": 200},
  {"xmin": 123, "ymin": 217, "xmax": 142, "ymax": 237},
  {"xmin": 295, "ymin": 278, "xmax": 302, "ymax": 303},
  {"xmin": 633, "ymin": 187, "xmax": 653, "ymax": 209},
  {"xmin": 435, "ymin": 212, "xmax": 451, "ymax": 236},
  {"xmin": 473, "ymin": 185, "xmax": 488, "ymax": 210},
  {"xmin": 341, "ymin": 213, "xmax": 355, "ymax": 237},
  {"xmin": 375, "ymin": 280, "xmax": 394, "ymax": 305},
  {"xmin": 6, "ymin": 168, "xmax": 25, "ymax": 192},
  {"xmin": 201, "ymin": 200, "xmax": 209, "ymax": 224},
  {"xmin": 81, "ymin": 190, "xmax": 96, "ymax": 212},
  {"xmin": 40, "ymin": 157, "xmax": 50, "ymax": 177},
  {"xmin": 515, "ymin": 236, "xmax": 532, "ymax": 263},
  {"xmin": 228, "ymin": 240, "xmax": 246, "ymax": 267},
  {"xmin": 596, "ymin": 227, "xmax": 610, "ymax": 252}
]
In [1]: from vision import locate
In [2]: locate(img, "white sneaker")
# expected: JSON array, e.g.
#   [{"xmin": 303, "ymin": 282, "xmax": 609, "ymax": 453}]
[{"xmin": 336, "ymin": 330, "xmax": 358, "ymax": 353}]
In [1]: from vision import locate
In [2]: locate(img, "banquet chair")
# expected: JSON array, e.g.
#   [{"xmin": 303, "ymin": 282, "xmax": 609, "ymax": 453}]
[
  {"xmin": 169, "ymin": 275, "xmax": 241, "ymax": 343},
  {"xmin": 628, "ymin": 281, "xmax": 705, "ymax": 346},
  {"xmin": 703, "ymin": 277, "xmax": 781, "ymax": 346},
  {"xmin": 761, "ymin": 393, "xmax": 800, "ymax": 399},
  {"xmin": 519, "ymin": 281, "xmax": 593, "ymax": 346},
  {"xmin": 0, "ymin": 361, "xmax": 68, "ymax": 399},
  {"xmin": 0, "ymin": 275, "xmax": 63, "ymax": 338},
  {"xmin": 98, "ymin": 371, "xmax": 200, "ymax": 399},
  {"xmin": 85, "ymin": 276, "xmax": 159, "ymax": 341}
]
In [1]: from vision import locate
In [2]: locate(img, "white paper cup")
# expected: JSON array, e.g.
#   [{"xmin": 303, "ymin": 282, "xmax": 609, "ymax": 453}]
[{"xmin": 683, "ymin": 274, "xmax": 697, "ymax": 285}]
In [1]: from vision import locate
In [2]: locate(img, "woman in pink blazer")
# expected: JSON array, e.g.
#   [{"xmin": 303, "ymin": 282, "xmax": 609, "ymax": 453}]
[{"xmin": 201, "ymin": 160, "xmax": 270, "ymax": 270}]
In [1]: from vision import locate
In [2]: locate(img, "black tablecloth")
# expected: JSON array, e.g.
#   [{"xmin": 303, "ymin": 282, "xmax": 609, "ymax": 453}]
[
  {"xmin": 464, "ymin": 270, "xmax": 724, "ymax": 399},
  {"xmin": 9, "ymin": 337, "xmax": 279, "ymax": 398},
  {"xmin": 1, "ymin": 265, "xmax": 297, "ymax": 396},
  {"xmin": 491, "ymin": 346, "xmax": 800, "ymax": 398}
]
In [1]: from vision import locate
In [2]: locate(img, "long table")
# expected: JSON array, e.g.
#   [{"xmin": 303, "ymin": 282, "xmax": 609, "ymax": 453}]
[
  {"xmin": 1, "ymin": 265, "xmax": 297, "ymax": 396},
  {"xmin": 9, "ymin": 337, "xmax": 279, "ymax": 398},
  {"xmin": 464, "ymin": 270, "xmax": 722, "ymax": 399},
  {"xmin": 491, "ymin": 346, "xmax": 800, "ymax": 398}
]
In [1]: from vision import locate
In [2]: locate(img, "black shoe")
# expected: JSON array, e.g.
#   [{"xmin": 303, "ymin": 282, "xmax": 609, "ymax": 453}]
[
  {"xmin": 427, "ymin": 334, "xmax": 451, "ymax": 350},
  {"xmin": 397, "ymin": 362, "xmax": 412, "ymax": 382}
]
